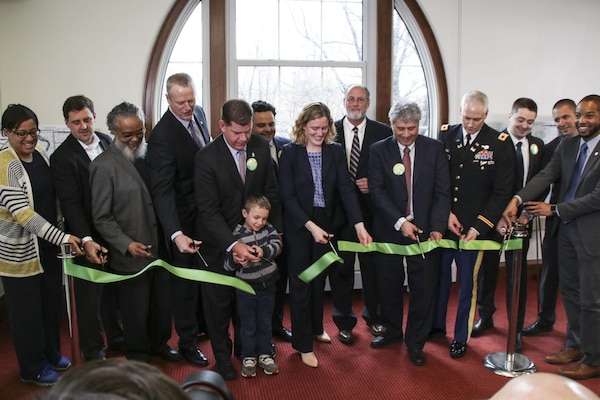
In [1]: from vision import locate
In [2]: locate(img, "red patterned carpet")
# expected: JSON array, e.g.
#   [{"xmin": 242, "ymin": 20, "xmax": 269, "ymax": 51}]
[{"xmin": 1, "ymin": 279, "xmax": 600, "ymax": 400}]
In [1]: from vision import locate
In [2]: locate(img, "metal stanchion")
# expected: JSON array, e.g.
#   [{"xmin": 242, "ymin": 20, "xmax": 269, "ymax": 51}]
[
  {"xmin": 484, "ymin": 221, "xmax": 536, "ymax": 377},
  {"xmin": 58, "ymin": 243, "xmax": 83, "ymax": 366}
]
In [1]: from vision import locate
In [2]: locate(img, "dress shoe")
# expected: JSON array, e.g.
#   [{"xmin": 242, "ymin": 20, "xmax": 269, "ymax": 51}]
[
  {"xmin": 545, "ymin": 347, "xmax": 585, "ymax": 365},
  {"xmin": 428, "ymin": 328, "xmax": 446, "ymax": 339},
  {"xmin": 522, "ymin": 321, "xmax": 553, "ymax": 336},
  {"xmin": 409, "ymin": 348, "xmax": 426, "ymax": 366},
  {"xmin": 370, "ymin": 324, "xmax": 384, "ymax": 336},
  {"xmin": 558, "ymin": 362, "xmax": 600, "ymax": 380},
  {"xmin": 515, "ymin": 334, "xmax": 523, "ymax": 353},
  {"xmin": 370, "ymin": 335, "xmax": 403, "ymax": 349},
  {"xmin": 315, "ymin": 331, "xmax": 331, "ymax": 343},
  {"xmin": 471, "ymin": 318, "xmax": 493, "ymax": 337},
  {"xmin": 450, "ymin": 341, "xmax": 467, "ymax": 358},
  {"xmin": 217, "ymin": 361, "xmax": 237, "ymax": 381},
  {"xmin": 152, "ymin": 346, "xmax": 183, "ymax": 362},
  {"xmin": 301, "ymin": 352, "xmax": 318, "ymax": 368},
  {"xmin": 180, "ymin": 346, "xmax": 209, "ymax": 366},
  {"xmin": 273, "ymin": 326, "xmax": 292, "ymax": 342},
  {"xmin": 338, "ymin": 330, "xmax": 354, "ymax": 345}
]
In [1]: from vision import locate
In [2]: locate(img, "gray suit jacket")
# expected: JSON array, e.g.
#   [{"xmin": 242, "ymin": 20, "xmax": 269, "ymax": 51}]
[
  {"xmin": 518, "ymin": 135, "xmax": 600, "ymax": 255},
  {"xmin": 90, "ymin": 143, "xmax": 158, "ymax": 273}
]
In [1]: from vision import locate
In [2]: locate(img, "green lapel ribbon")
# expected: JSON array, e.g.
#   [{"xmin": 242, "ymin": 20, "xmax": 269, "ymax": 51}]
[
  {"xmin": 63, "ymin": 258, "xmax": 255, "ymax": 295},
  {"xmin": 298, "ymin": 251, "xmax": 343, "ymax": 283},
  {"xmin": 296, "ymin": 238, "xmax": 523, "ymax": 284}
]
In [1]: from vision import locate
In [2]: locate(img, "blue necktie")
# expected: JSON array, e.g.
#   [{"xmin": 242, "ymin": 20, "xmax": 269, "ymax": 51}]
[{"xmin": 565, "ymin": 143, "xmax": 588, "ymax": 202}]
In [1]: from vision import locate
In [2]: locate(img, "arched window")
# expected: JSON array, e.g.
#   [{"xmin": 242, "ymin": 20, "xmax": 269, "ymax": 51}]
[{"xmin": 144, "ymin": 1, "xmax": 447, "ymax": 137}]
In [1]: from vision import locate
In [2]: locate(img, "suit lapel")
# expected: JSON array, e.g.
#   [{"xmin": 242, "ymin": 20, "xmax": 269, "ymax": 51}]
[
  {"xmin": 108, "ymin": 145, "xmax": 150, "ymax": 193},
  {"xmin": 218, "ymin": 136, "xmax": 245, "ymax": 190},
  {"xmin": 580, "ymin": 140, "xmax": 600, "ymax": 183}
]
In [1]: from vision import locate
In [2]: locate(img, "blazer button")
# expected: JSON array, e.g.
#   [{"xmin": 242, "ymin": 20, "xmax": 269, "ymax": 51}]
[{"xmin": 453, "ymin": 197, "xmax": 458, "ymax": 202}]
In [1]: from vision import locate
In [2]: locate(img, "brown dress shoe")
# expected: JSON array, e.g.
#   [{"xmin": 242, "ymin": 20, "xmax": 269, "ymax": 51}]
[
  {"xmin": 545, "ymin": 347, "xmax": 584, "ymax": 365},
  {"xmin": 558, "ymin": 362, "xmax": 600, "ymax": 380}
]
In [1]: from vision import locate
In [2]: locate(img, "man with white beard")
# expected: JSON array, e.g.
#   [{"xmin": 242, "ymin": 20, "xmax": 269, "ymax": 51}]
[{"xmin": 90, "ymin": 102, "xmax": 175, "ymax": 363}]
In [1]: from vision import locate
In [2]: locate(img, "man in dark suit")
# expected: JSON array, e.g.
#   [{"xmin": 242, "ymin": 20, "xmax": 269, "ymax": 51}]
[
  {"xmin": 502, "ymin": 95, "xmax": 600, "ymax": 380},
  {"xmin": 90, "ymin": 102, "xmax": 175, "ymax": 363},
  {"xmin": 334, "ymin": 84, "xmax": 391, "ymax": 344},
  {"xmin": 473, "ymin": 98, "xmax": 546, "ymax": 353},
  {"xmin": 431, "ymin": 90, "xmax": 515, "ymax": 358},
  {"xmin": 523, "ymin": 99, "xmax": 579, "ymax": 336},
  {"xmin": 368, "ymin": 101, "xmax": 450, "ymax": 366},
  {"xmin": 195, "ymin": 99, "xmax": 282, "ymax": 380},
  {"xmin": 251, "ymin": 100, "xmax": 292, "ymax": 343},
  {"xmin": 50, "ymin": 95, "xmax": 122, "ymax": 361},
  {"xmin": 146, "ymin": 73, "xmax": 210, "ymax": 366}
]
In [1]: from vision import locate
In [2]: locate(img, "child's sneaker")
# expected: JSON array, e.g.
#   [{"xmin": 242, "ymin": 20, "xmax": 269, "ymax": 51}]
[
  {"xmin": 21, "ymin": 364, "xmax": 60, "ymax": 386},
  {"xmin": 258, "ymin": 354, "xmax": 279, "ymax": 375},
  {"xmin": 50, "ymin": 356, "xmax": 72, "ymax": 371},
  {"xmin": 241, "ymin": 357, "xmax": 257, "ymax": 378}
]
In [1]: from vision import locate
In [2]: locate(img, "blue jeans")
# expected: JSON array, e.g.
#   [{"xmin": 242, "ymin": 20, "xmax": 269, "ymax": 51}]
[{"xmin": 236, "ymin": 285, "xmax": 275, "ymax": 358}]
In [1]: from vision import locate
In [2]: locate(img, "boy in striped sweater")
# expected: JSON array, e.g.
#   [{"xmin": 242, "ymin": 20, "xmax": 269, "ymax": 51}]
[{"xmin": 225, "ymin": 195, "xmax": 281, "ymax": 378}]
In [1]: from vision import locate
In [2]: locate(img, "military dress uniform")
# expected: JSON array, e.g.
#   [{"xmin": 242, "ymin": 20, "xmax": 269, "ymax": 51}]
[{"xmin": 431, "ymin": 123, "xmax": 515, "ymax": 357}]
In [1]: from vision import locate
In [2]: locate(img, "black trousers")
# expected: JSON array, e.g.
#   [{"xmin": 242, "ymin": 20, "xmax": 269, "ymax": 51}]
[
  {"xmin": 169, "ymin": 248, "xmax": 201, "ymax": 348},
  {"xmin": 1, "ymin": 246, "xmax": 62, "ymax": 379},
  {"xmin": 117, "ymin": 268, "xmax": 172, "ymax": 361}
]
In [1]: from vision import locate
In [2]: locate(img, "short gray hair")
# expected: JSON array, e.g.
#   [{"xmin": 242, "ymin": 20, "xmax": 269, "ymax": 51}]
[
  {"xmin": 388, "ymin": 101, "xmax": 421, "ymax": 123},
  {"xmin": 106, "ymin": 102, "xmax": 145, "ymax": 133}
]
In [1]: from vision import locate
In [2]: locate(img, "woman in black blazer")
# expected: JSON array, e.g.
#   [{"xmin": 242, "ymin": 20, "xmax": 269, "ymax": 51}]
[{"xmin": 278, "ymin": 102, "xmax": 372, "ymax": 368}]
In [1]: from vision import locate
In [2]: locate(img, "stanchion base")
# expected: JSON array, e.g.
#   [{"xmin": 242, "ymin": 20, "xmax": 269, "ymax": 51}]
[{"xmin": 484, "ymin": 352, "xmax": 536, "ymax": 377}]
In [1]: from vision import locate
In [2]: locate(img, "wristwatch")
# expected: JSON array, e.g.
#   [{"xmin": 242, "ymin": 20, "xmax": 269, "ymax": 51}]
[{"xmin": 551, "ymin": 204, "xmax": 558, "ymax": 217}]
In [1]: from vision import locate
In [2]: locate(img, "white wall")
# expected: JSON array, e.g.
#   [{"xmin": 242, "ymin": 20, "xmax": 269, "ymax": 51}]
[
  {"xmin": 418, "ymin": 0, "xmax": 600, "ymax": 125},
  {"xmin": 0, "ymin": 0, "xmax": 598, "ymax": 296}
]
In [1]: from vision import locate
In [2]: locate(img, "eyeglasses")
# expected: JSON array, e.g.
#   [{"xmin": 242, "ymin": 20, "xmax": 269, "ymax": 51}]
[
  {"xmin": 10, "ymin": 128, "xmax": 40, "ymax": 139},
  {"xmin": 120, "ymin": 129, "xmax": 146, "ymax": 140},
  {"xmin": 345, "ymin": 97, "xmax": 367, "ymax": 104}
]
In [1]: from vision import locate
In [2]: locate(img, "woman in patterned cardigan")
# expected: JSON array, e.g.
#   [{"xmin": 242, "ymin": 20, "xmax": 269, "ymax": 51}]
[{"xmin": 0, "ymin": 104, "xmax": 82, "ymax": 386}]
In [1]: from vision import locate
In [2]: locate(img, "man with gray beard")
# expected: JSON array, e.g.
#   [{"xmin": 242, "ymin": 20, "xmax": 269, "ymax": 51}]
[{"xmin": 90, "ymin": 102, "xmax": 175, "ymax": 363}]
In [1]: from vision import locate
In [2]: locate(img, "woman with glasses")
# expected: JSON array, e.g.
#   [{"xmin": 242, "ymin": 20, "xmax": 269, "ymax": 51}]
[
  {"xmin": 278, "ymin": 102, "xmax": 372, "ymax": 368},
  {"xmin": 0, "ymin": 104, "xmax": 83, "ymax": 386}
]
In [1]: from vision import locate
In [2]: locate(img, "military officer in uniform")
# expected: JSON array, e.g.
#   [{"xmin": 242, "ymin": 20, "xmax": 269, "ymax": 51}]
[{"xmin": 430, "ymin": 90, "xmax": 515, "ymax": 358}]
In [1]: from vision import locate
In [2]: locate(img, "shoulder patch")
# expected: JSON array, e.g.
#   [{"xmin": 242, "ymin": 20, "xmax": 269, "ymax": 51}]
[
  {"xmin": 441, "ymin": 124, "xmax": 449, "ymax": 131},
  {"xmin": 498, "ymin": 132, "xmax": 509, "ymax": 141}
]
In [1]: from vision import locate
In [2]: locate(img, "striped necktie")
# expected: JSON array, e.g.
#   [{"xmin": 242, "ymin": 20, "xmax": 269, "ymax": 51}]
[{"xmin": 349, "ymin": 126, "xmax": 360, "ymax": 180}]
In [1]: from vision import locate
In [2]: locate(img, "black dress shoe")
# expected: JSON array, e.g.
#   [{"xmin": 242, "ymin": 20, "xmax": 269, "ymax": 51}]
[
  {"xmin": 370, "ymin": 335, "xmax": 402, "ymax": 349},
  {"xmin": 471, "ymin": 318, "xmax": 493, "ymax": 337},
  {"xmin": 409, "ymin": 348, "xmax": 426, "ymax": 366},
  {"xmin": 180, "ymin": 346, "xmax": 209, "ymax": 366},
  {"xmin": 370, "ymin": 324, "xmax": 384, "ymax": 336},
  {"xmin": 450, "ymin": 341, "xmax": 467, "ymax": 358},
  {"xmin": 152, "ymin": 346, "xmax": 182, "ymax": 362},
  {"xmin": 272, "ymin": 326, "xmax": 293, "ymax": 342},
  {"xmin": 428, "ymin": 328, "xmax": 446, "ymax": 339},
  {"xmin": 522, "ymin": 321, "xmax": 553, "ymax": 336},
  {"xmin": 338, "ymin": 330, "xmax": 354, "ymax": 345},
  {"xmin": 217, "ymin": 361, "xmax": 237, "ymax": 381}
]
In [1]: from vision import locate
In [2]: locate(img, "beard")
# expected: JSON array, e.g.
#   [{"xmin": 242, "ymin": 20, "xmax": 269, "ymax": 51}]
[
  {"xmin": 347, "ymin": 110, "xmax": 366, "ymax": 121},
  {"xmin": 115, "ymin": 139, "xmax": 147, "ymax": 162}
]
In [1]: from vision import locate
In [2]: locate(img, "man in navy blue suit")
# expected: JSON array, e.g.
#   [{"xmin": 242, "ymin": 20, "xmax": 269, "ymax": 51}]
[
  {"xmin": 147, "ymin": 73, "xmax": 211, "ymax": 366},
  {"xmin": 368, "ymin": 101, "xmax": 450, "ymax": 366},
  {"xmin": 251, "ymin": 100, "xmax": 292, "ymax": 343},
  {"xmin": 334, "ymin": 85, "xmax": 392, "ymax": 344}
]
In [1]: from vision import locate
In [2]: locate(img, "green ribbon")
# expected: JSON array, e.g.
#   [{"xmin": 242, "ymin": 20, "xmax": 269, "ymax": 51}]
[
  {"xmin": 338, "ymin": 238, "xmax": 522, "ymax": 254},
  {"xmin": 298, "ymin": 251, "xmax": 343, "ymax": 283},
  {"xmin": 63, "ymin": 258, "xmax": 255, "ymax": 295}
]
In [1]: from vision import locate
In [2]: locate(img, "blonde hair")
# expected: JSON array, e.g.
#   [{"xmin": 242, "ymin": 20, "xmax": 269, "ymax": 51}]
[{"xmin": 289, "ymin": 102, "xmax": 337, "ymax": 146}]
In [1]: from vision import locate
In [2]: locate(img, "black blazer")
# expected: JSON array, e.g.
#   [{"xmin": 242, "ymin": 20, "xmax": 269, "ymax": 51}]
[
  {"xmin": 498, "ymin": 129, "xmax": 547, "ymax": 194},
  {"xmin": 50, "ymin": 132, "xmax": 112, "ymax": 241},
  {"xmin": 369, "ymin": 135, "xmax": 450, "ymax": 243},
  {"xmin": 278, "ymin": 142, "xmax": 363, "ymax": 236},
  {"xmin": 334, "ymin": 117, "xmax": 392, "ymax": 226},
  {"xmin": 194, "ymin": 134, "xmax": 282, "ymax": 269},
  {"xmin": 147, "ymin": 106, "xmax": 209, "ymax": 238}
]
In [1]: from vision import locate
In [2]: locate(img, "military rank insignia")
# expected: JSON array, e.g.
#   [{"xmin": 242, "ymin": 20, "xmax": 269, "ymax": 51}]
[
  {"xmin": 498, "ymin": 132, "xmax": 509, "ymax": 141},
  {"xmin": 441, "ymin": 124, "xmax": 449, "ymax": 131}
]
